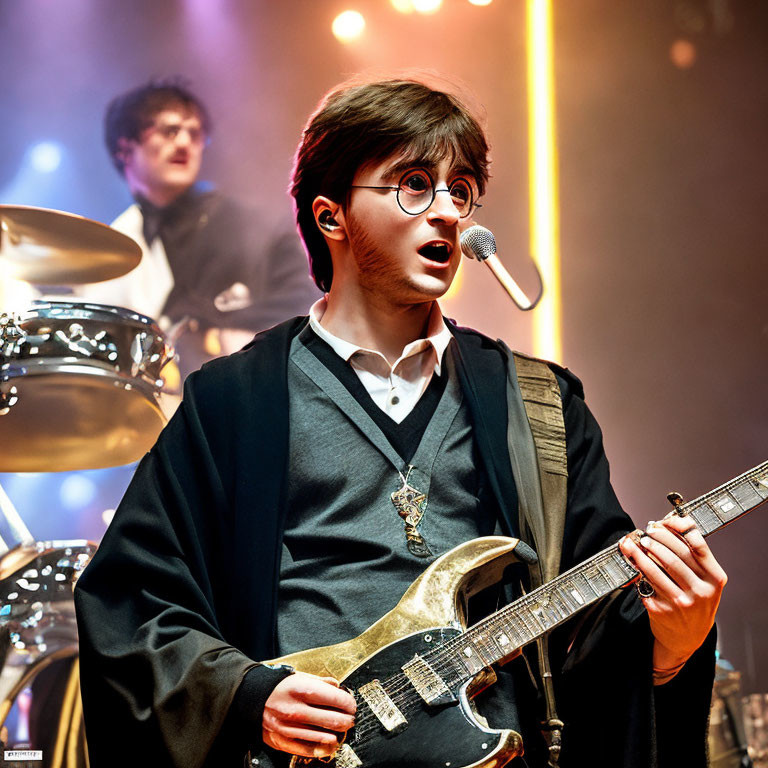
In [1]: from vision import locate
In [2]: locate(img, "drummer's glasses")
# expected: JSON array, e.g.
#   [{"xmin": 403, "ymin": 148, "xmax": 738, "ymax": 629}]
[
  {"xmin": 350, "ymin": 168, "xmax": 481, "ymax": 218},
  {"xmin": 147, "ymin": 121, "xmax": 208, "ymax": 147}
]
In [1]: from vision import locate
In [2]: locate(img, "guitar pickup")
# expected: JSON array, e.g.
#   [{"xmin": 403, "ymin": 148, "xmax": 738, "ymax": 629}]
[
  {"xmin": 402, "ymin": 655, "xmax": 455, "ymax": 706},
  {"xmin": 334, "ymin": 744, "xmax": 362, "ymax": 768},
  {"xmin": 357, "ymin": 680, "xmax": 407, "ymax": 733}
]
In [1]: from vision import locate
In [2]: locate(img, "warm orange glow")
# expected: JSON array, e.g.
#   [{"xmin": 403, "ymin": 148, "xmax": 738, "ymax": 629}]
[
  {"xmin": 670, "ymin": 39, "xmax": 697, "ymax": 69},
  {"xmin": 412, "ymin": 0, "xmax": 442, "ymax": 14},
  {"xmin": 442, "ymin": 257, "xmax": 464, "ymax": 302},
  {"xmin": 390, "ymin": 0, "xmax": 415, "ymax": 12},
  {"xmin": 332, "ymin": 10, "xmax": 366, "ymax": 42},
  {"xmin": 468, "ymin": 0, "xmax": 493, "ymax": 5}
]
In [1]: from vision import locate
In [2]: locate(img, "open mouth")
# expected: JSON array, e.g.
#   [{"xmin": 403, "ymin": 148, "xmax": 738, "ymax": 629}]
[{"xmin": 417, "ymin": 241, "xmax": 452, "ymax": 264}]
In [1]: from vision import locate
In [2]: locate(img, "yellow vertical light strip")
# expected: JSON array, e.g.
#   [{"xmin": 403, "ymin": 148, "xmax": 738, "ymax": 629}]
[{"xmin": 526, "ymin": 0, "xmax": 562, "ymax": 362}]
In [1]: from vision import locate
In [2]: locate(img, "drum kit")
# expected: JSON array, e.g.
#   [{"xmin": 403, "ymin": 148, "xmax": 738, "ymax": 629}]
[{"xmin": 0, "ymin": 204, "xmax": 176, "ymax": 765}]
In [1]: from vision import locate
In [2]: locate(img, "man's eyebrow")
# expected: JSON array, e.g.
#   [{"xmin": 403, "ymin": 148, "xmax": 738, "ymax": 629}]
[
  {"xmin": 382, "ymin": 158, "xmax": 477, "ymax": 183},
  {"xmin": 381, "ymin": 158, "xmax": 428, "ymax": 181}
]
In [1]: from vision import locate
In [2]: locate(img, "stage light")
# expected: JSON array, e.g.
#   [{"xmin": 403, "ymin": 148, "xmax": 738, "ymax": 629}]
[
  {"xmin": 28, "ymin": 142, "xmax": 63, "ymax": 174},
  {"xmin": 412, "ymin": 0, "xmax": 442, "ymax": 13},
  {"xmin": 59, "ymin": 473, "xmax": 97, "ymax": 511},
  {"xmin": 526, "ymin": 0, "xmax": 562, "ymax": 362},
  {"xmin": 670, "ymin": 39, "xmax": 697, "ymax": 69},
  {"xmin": 468, "ymin": 0, "xmax": 493, "ymax": 5},
  {"xmin": 390, "ymin": 0, "xmax": 415, "ymax": 12},
  {"xmin": 332, "ymin": 10, "xmax": 366, "ymax": 42}
]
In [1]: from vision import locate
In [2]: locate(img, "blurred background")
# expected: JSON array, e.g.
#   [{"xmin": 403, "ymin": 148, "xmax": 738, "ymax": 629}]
[{"xmin": 0, "ymin": 0, "xmax": 766, "ymax": 696}]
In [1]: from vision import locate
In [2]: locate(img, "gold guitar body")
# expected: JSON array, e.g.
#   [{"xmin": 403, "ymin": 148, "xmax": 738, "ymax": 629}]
[{"xmin": 266, "ymin": 536, "xmax": 529, "ymax": 768}]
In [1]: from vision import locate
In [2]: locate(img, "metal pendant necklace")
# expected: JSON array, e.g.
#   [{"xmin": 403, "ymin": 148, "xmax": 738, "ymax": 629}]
[{"xmin": 391, "ymin": 465, "xmax": 432, "ymax": 557}]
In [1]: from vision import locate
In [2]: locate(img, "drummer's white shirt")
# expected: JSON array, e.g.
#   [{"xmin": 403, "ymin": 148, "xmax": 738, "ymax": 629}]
[{"xmin": 73, "ymin": 204, "xmax": 174, "ymax": 326}]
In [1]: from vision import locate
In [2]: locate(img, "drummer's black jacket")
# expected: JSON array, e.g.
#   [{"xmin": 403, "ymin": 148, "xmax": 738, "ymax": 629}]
[{"xmin": 74, "ymin": 317, "xmax": 716, "ymax": 768}]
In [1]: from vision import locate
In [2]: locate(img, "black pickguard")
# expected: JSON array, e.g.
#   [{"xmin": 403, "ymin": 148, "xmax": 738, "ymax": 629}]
[{"xmin": 299, "ymin": 628, "xmax": 514, "ymax": 768}]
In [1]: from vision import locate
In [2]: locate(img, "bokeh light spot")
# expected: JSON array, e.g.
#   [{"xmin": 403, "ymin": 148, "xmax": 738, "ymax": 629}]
[
  {"xmin": 670, "ymin": 39, "xmax": 697, "ymax": 69},
  {"xmin": 332, "ymin": 10, "xmax": 366, "ymax": 42},
  {"xmin": 29, "ymin": 142, "xmax": 63, "ymax": 174},
  {"xmin": 412, "ymin": 0, "xmax": 442, "ymax": 12},
  {"xmin": 59, "ymin": 473, "xmax": 97, "ymax": 511},
  {"xmin": 390, "ymin": 0, "xmax": 415, "ymax": 11},
  {"xmin": 468, "ymin": 0, "xmax": 493, "ymax": 5}
]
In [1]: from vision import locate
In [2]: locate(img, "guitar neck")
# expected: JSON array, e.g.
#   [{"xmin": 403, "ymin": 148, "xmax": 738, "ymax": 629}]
[{"xmin": 428, "ymin": 460, "xmax": 768, "ymax": 682}]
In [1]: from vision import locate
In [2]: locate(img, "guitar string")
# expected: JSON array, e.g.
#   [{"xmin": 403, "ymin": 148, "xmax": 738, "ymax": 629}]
[
  {"xmin": 351, "ymin": 545, "xmax": 632, "ymax": 737},
  {"xmin": 349, "ymin": 467, "xmax": 768, "ymax": 739}
]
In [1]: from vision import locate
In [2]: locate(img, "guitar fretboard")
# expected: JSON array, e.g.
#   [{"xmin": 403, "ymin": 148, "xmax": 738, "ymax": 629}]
[{"xmin": 425, "ymin": 460, "xmax": 768, "ymax": 685}]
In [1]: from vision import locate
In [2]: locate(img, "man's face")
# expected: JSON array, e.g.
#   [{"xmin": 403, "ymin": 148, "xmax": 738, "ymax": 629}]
[
  {"xmin": 342, "ymin": 154, "xmax": 479, "ymax": 307},
  {"xmin": 120, "ymin": 108, "xmax": 205, "ymax": 205}
]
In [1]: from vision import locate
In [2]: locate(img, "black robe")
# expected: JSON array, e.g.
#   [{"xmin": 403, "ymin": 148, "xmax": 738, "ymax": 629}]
[{"xmin": 74, "ymin": 317, "xmax": 715, "ymax": 768}]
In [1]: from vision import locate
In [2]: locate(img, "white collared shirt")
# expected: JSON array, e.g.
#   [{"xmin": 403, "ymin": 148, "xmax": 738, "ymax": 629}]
[
  {"xmin": 73, "ymin": 204, "xmax": 175, "ymax": 326},
  {"xmin": 308, "ymin": 297, "xmax": 452, "ymax": 424}
]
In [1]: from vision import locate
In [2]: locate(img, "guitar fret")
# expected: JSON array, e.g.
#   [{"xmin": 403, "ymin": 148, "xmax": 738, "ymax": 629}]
[
  {"xmin": 585, "ymin": 566, "xmax": 610, "ymax": 596},
  {"xmin": 712, "ymin": 492, "xmax": 743, "ymax": 523},
  {"xmin": 563, "ymin": 577, "xmax": 588, "ymax": 606},
  {"xmin": 545, "ymin": 587, "xmax": 570, "ymax": 619},
  {"xmin": 616, "ymin": 550, "xmax": 636, "ymax": 578},
  {"xmin": 689, "ymin": 502, "xmax": 722, "ymax": 534},
  {"xmin": 488, "ymin": 615, "xmax": 523, "ymax": 650},
  {"xmin": 552, "ymin": 583, "xmax": 574, "ymax": 612},
  {"xmin": 519, "ymin": 604, "xmax": 539, "ymax": 638},
  {"xmin": 610, "ymin": 550, "xmax": 638, "ymax": 582},
  {"xmin": 427, "ymin": 460, "xmax": 768, "ymax": 691},
  {"xmin": 731, "ymin": 481, "xmax": 765, "ymax": 511},
  {"xmin": 488, "ymin": 625, "xmax": 514, "ymax": 656},
  {"xmin": 597, "ymin": 557, "xmax": 622, "ymax": 589},
  {"xmin": 572, "ymin": 571, "xmax": 597, "ymax": 601},
  {"xmin": 529, "ymin": 602, "xmax": 552, "ymax": 631},
  {"xmin": 474, "ymin": 632, "xmax": 496, "ymax": 661}
]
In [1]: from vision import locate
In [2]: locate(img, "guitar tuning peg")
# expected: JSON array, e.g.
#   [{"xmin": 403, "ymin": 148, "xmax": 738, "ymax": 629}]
[{"xmin": 666, "ymin": 492, "xmax": 686, "ymax": 515}]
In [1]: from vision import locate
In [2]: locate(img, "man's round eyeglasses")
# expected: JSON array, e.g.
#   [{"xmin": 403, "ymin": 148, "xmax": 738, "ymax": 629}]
[
  {"xmin": 145, "ymin": 122, "xmax": 208, "ymax": 147},
  {"xmin": 350, "ymin": 168, "xmax": 481, "ymax": 218}
]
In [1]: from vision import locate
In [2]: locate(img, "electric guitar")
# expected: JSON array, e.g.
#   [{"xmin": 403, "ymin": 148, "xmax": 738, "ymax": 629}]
[{"xmin": 266, "ymin": 461, "xmax": 768, "ymax": 768}]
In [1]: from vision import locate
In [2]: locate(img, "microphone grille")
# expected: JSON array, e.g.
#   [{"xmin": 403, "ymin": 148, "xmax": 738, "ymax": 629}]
[{"xmin": 460, "ymin": 225, "xmax": 497, "ymax": 261}]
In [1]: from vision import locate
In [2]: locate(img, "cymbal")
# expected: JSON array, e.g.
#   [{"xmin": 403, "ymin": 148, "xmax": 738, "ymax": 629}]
[{"xmin": 0, "ymin": 205, "xmax": 140, "ymax": 285}]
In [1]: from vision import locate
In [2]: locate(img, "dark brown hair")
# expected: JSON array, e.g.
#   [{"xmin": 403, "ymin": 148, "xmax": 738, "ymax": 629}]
[
  {"xmin": 104, "ymin": 78, "xmax": 211, "ymax": 175},
  {"xmin": 291, "ymin": 79, "xmax": 490, "ymax": 291}
]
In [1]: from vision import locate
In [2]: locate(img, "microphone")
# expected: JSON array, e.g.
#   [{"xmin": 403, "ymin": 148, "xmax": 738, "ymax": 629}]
[{"xmin": 460, "ymin": 225, "xmax": 543, "ymax": 311}]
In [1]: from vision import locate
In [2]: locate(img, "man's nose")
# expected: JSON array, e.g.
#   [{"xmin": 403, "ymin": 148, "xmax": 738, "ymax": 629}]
[
  {"xmin": 174, "ymin": 129, "xmax": 194, "ymax": 148},
  {"xmin": 426, "ymin": 188, "xmax": 461, "ymax": 224}
]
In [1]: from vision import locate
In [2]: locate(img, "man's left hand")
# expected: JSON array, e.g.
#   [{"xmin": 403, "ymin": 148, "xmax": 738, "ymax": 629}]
[{"xmin": 619, "ymin": 513, "xmax": 727, "ymax": 682}]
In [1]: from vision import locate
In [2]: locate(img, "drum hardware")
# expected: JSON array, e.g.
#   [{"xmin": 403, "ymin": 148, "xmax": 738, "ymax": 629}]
[
  {"xmin": 0, "ymin": 300, "xmax": 175, "ymax": 472},
  {"xmin": 0, "ymin": 541, "xmax": 95, "ymax": 766},
  {"xmin": 709, "ymin": 658, "xmax": 753, "ymax": 768},
  {"xmin": 0, "ymin": 485, "xmax": 33, "ymax": 552},
  {"xmin": 743, "ymin": 693, "xmax": 768, "ymax": 767},
  {"xmin": 0, "ymin": 205, "xmax": 140, "ymax": 285}
]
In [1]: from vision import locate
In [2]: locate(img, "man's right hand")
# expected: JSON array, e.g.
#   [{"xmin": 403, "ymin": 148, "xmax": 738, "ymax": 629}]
[{"xmin": 262, "ymin": 672, "xmax": 357, "ymax": 758}]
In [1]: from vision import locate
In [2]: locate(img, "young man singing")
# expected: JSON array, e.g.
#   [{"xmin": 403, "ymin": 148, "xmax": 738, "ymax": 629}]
[{"xmin": 75, "ymin": 78, "xmax": 725, "ymax": 768}]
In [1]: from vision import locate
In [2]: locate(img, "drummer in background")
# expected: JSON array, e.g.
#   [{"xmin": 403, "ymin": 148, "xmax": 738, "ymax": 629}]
[{"xmin": 76, "ymin": 78, "xmax": 320, "ymax": 383}]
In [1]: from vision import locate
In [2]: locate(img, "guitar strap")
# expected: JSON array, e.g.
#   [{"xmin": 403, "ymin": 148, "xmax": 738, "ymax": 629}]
[{"xmin": 500, "ymin": 343, "xmax": 568, "ymax": 767}]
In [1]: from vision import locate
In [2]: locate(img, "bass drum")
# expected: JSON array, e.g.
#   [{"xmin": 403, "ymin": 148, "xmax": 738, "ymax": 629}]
[
  {"xmin": 0, "ymin": 541, "xmax": 97, "ymax": 768},
  {"xmin": 0, "ymin": 301, "xmax": 175, "ymax": 472}
]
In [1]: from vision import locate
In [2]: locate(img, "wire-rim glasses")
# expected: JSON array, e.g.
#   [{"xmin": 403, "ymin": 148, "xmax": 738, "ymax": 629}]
[{"xmin": 350, "ymin": 168, "xmax": 481, "ymax": 218}]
